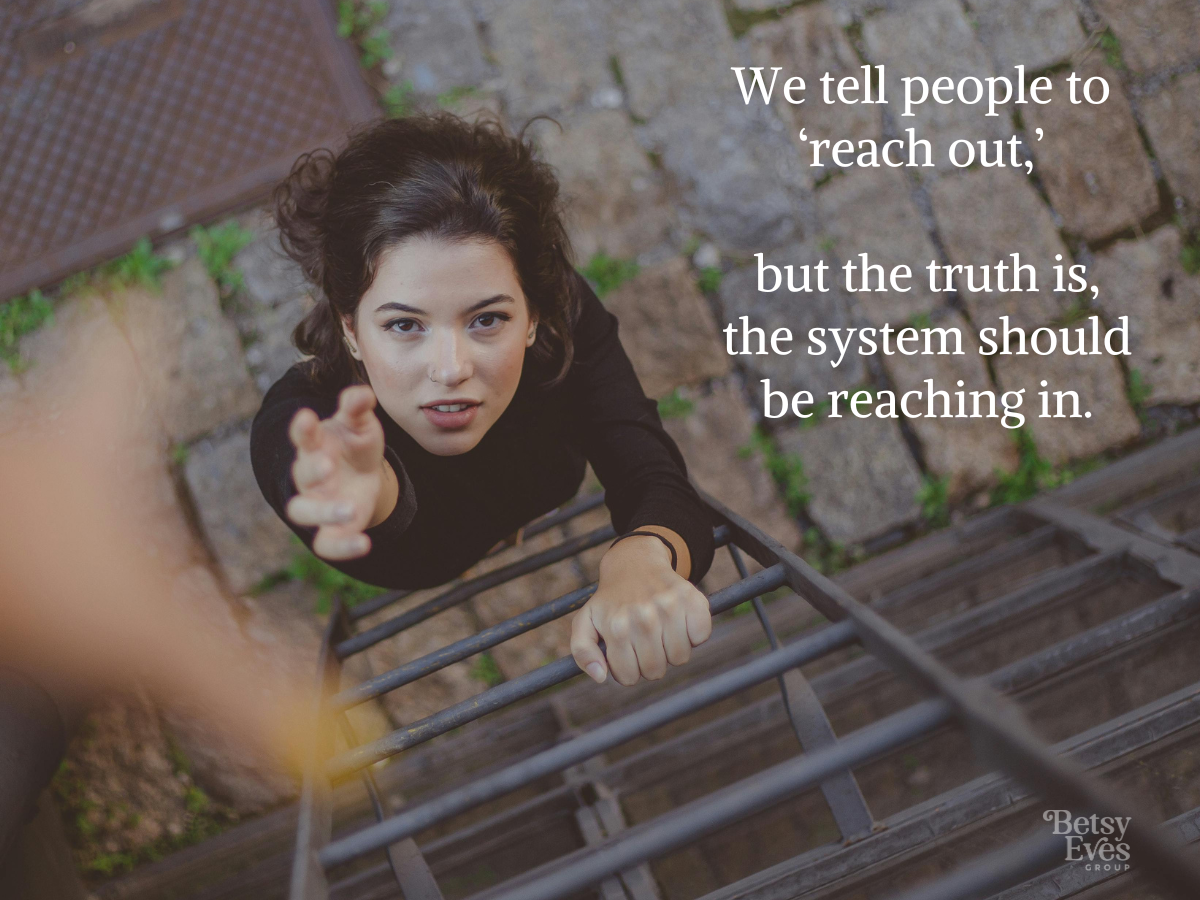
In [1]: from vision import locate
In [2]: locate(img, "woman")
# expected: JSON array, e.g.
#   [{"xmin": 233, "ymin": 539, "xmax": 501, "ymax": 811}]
[{"xmin": 250, "ymin": 111, "xmax": 716, "ymax": 688}]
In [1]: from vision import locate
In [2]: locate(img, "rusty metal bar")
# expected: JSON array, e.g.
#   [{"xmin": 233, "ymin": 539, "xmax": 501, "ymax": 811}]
[
  {"xmin": 335, "ymin": 524, "xmax": 619, "ymax": 658},
  {"xmin": 706, "ymin": 489, "xmax": 1200, "ymax": 900},
  {"xmin": 469, "ymin": 699, "xmax": 955, "ymax": 900},
  {"xmin": 333, "ymin": 526, "xmax": 732, "ymax": 712},
  {"xmin": 346, "ymin": 493, "xmax": 608, "ymax": 623},
  {"xmin": 325, "ymin": 564, "xmax": 793, "ymax": 781},
  {"xmin": 319, "ymin": 604, "xmax": 854, "ymax": 866},
  {"xmin": 294, "ymin": 433, "xmax": 1200, "ymax": 900}
]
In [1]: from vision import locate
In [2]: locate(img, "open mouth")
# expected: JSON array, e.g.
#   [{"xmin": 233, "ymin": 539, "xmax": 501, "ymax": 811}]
[
  {"xmin": 427, "ymin": 403, "xmax": 473, "ymax": 412},
  {"xmin": 420, "ymin": 399, "xmax": 481, "ymax": 430}
]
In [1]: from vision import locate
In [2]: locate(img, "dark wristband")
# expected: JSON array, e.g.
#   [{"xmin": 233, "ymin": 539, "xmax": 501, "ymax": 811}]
[{"xmin": 609, "ymin": 529, "xmax": 678, "ymax": 573}]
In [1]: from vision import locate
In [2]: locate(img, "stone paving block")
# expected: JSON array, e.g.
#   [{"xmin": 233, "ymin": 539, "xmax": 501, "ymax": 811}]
[
  {"xmin": 384, "ymin": 0, "xmax": 489, "ymax": 98},
  {"xmin": 646, "ymin": 96, "xmax": 811, "ymax": 251},
  {"xmin": 664, "ymin": 378, "xmax": 805, "ymax": 591},
  {"xmin": 929, "ymin": 167, "xmax": 1072, "ymax": 330},
  {"xmin": 1140, "ymin": 71, "xmax": 1200, "ymax": 207},
  {"xmin": 116, "ymin": 256, "xmax": 261, "ymax": 444},
  {"xmin": 242, "ymin": 293, "xmax": 314, "ymax": 394},
  {"xmin": 816, "ymin": 167, "xmax": 940, "ymax": 327},
  {"xmin": 1024, "ymin": 59, "xmax": 1159, "ymax": 241},
  {"xmin": 476, "ymin": 0, "xmax": 618, "ymax": 122},
  {"xmin": 611, "ymin": 0, "xmax": 809, "ymax": 250},
  {"xmin": 1091, "ymin": 226, "xmax": 1200, "ymax": 405},
  {"xmin": 232, "ymin": 222, "xmax": 317, "ymax": 393},
  {"xmin": 880, "ymin": 311, "xmax": 1018, "ymax": 497},
  {"xmin": 745, "ymin": 6, "xmax": 883, "ymax": 168},
  {"xmin": 1092, "ymin": 0, "xmax": 1200, "ymax": 73},
  {"xmin": 185, "ymin": 421, "xmax": 297, "ymax": 594},
  {"xmin": 776, "ymin": 415, "xmax": 923, "ymax": 545},
  {"xmin": 523, "ymin": 109, "xmax": 675, "ymax": 263},
  {"xmin": 992, "ymin": 328, "xmax": 1142, "ymax": 465},
  {"xmin": 233, "ymin": 223, "xmax": 310, "ymax": 310},
  {"xmin": 603, "ymin": 256, "xmax": 732, "ymax": 398},
  {"xmin": 966, "ymin": 0, "xmax": 1086, "ymax": 72},
  {"xmin": 610, "ymin": 0, "xmax": 733, "ymax": 121},
  {"xmin": 862, "ymin": 0, "xmax": 1004, "ymax": 152},
  {"xmin": 717, "ymin": 240, "xmax": 866, "ymax": 398}
]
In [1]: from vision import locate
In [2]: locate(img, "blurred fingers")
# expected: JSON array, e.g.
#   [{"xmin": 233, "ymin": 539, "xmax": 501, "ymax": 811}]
[
  {"xmin": 312, "ymin": 527, "xmax": 370, "ymax": 561},
  {"xmin": 286, "ymin": 495, "xmax": 356, "ymax": 527},
  {"xmin": 336, "ymin": 385, "xmax": 377, "ymax": 432},
  {"xmin": 288, "ymin": 407, "xmax": 323, "ymax": 452},
  {"xmin": 292, "ymin": 450, "xmax": 334, "ymax": 490}
]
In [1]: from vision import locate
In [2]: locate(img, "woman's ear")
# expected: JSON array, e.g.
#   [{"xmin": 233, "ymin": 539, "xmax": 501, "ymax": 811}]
[
  {"xmin": 340, "ymin": 316, "xmax": 363, "ymax": 360},
  {"xmin": 525, "ymin": 316, "xmax": 538, "ymax": 348}
]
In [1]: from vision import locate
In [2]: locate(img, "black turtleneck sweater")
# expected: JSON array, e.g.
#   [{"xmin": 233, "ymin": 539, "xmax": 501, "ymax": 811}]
[{"xmin": 249, "ymin": 271, "xmax": 716, "ymax": 591}]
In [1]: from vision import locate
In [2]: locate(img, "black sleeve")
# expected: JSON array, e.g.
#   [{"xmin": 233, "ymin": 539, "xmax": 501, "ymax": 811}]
[
  {"xmin": 248, "ymin": 367, "xmax": 419, "ymax": 580},
  {"xmin": 565, "ymin": 272, "xmax": 716, "ymax": 583}
]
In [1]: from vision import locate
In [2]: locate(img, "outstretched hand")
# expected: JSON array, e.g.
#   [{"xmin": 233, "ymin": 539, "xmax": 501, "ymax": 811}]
[
  {"xmin": 285, "ymin": 384, "xmax": 394, "ymax": 561},
  {"xmin": 570, "ymin": 532, "xmax": 712, "ymax": 686}
]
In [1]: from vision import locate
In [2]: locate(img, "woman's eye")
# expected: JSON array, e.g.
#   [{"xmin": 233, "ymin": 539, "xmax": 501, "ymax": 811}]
[
  {"xmin": 387, "ymin": 318, "xmax": 421, "ymax": 333},
  {"xmin": 472, "ymin": 312, "xmax": 509, "ymax": 329}
]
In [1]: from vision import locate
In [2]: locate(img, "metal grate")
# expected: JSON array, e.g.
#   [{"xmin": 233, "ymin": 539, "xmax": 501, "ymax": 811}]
[
  {"xmin": 0, "ymin": 0, "xmax": 378, "ymax": 300},
  {"xmin": 291, "ymin": 428, "xmax": 1200, "ymax": 900}
]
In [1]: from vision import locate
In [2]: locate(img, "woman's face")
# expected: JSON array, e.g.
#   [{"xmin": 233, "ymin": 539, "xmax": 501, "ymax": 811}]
[{"xmin": 342, "ymin": 236, "xmax": 536, "ymax": 456}]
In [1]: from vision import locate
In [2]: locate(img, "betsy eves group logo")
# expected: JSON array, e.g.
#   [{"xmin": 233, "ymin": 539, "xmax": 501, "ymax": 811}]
[{"xmin": 1044, "ymin": 810, "xmax": 1132, "ymax": 872}]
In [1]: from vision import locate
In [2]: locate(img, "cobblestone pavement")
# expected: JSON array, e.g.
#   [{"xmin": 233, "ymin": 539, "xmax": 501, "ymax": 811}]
[{"xmin": 1, "ymin": 0, "xmax": 1197, "ymax": 876}]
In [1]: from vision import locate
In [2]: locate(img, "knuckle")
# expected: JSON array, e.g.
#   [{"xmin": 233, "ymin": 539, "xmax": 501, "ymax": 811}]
[
  {"xmin": 606, "ymin": 614, "xmax": 631, "ymax": 640},
  {"xmin": 632, "ymin": 604, "xmax": 659, "ymax": 630},
  {"xmin": 654, "ymin": 591, "xmax": 679, "ymax": 614}
]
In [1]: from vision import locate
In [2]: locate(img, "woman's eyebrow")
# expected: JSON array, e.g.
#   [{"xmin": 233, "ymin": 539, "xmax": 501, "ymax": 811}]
[
  {"xmin": 465, "ymin": 294, "xmax": 515, "ymax": 313},
  {"xmin": 373, "ymin": 294, "xmax": 515, "ymax": 315}
]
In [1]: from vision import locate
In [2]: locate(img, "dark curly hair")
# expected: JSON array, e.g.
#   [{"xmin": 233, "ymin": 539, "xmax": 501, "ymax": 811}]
[{"xmin": 272, "ymin": 110, "xmax": 581, "ymax": 391}]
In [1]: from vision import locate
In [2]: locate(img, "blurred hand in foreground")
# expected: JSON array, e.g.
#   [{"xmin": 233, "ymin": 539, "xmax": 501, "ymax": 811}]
[{"xmin": 0, "ymin": 325, "xmax": 321, "ymax": 778}]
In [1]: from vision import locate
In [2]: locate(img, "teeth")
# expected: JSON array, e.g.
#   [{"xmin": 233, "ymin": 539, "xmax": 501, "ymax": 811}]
[{"xmin": 432, "ymin": 403, "xmax": 469, "ymax": 412}]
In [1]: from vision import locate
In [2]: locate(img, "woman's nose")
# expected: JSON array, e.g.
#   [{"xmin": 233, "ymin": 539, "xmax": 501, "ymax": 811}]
[{"xmin": 429, "ymin": 330, "xmax": 471, "ymax": 387}]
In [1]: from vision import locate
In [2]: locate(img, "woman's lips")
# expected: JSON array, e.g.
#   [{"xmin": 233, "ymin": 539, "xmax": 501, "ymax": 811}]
[{"xmin": 421, "ymin": 401, "xmax": 480, "ymax": 430}]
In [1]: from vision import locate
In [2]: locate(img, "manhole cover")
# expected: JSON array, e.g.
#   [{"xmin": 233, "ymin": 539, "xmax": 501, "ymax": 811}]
[{"xmin": 0, "ymin": 0, "xmax": 379, "ymax": 300}]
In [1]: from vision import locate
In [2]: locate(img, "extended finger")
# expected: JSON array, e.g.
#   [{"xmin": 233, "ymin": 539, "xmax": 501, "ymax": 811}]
[
  {"xmin": 286, "ymin": 495, "xmax": 356, "ymax": 528},
  {"xmin": 288, "ymin": 407, "xmax": 324, "ymax": 453},
  {"xmin": 336, "ymin": 385, "xmax": 377, "ymax": 432},
  {"xmin": 569, "ymin": 607, "xmax": 608, "ymax": 684},
  {"xmin": 311, "ymin": 526, "xmax": 370, "ymax": 561},
  {"xmin": 600, "ymin": 612, "xmax": 640, "ymax": 687},
  {"xmin": 292, "ymin": 450, "xmax": 334, "ymax": 490},
  {"xmin": 630, "ymin": 605, "xmax": 667, "ymax": 681}
]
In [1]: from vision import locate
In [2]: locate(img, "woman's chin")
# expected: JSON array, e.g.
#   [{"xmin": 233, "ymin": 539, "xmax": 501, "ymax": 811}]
[{"xmin": 415, "ymin": 428, "xmax": 485, "ymax": 456}]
